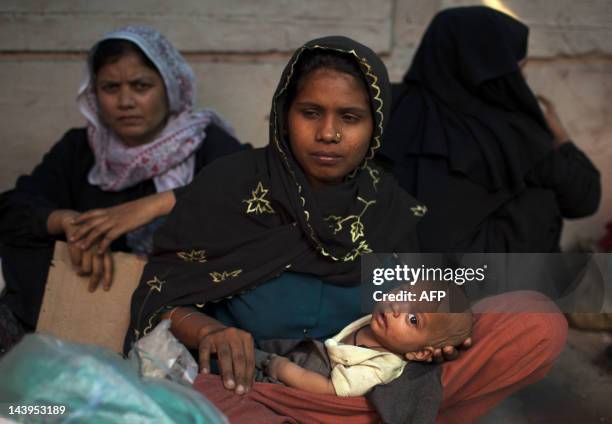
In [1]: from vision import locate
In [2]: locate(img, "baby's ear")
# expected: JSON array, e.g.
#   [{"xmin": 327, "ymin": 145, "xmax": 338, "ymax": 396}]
[{"xmin": 405, "ymin": 347, "xmax": 434, "ymax": 362}]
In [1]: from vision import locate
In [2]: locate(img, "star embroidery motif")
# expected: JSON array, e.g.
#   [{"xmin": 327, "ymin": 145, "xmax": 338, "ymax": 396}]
[
  {"xmin": 177, "ymin": 249, "xmax": 207, "ymax": 263},
  {"xmin": 210, "ymin": 269, "xmax": 243, "ymax": 283},
  {"xmin": 146, "ymin": 276, "xmax": 166, "ymax": 292},
  {"xmin": 243, "ymin": 182, "xmax": 275, "ymax": 215},
  {"xmin": 411, "ymin": 205, "xmax": 428, "ymax": 217}
]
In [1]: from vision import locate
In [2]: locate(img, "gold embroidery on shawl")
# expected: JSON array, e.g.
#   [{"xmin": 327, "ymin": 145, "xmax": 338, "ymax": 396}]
[
  {"xmin": 177, "ymin": 249, "xmax": 207, "ymax": 263},
  {"xmin": 363, "ymin": 164, "xmax": 381, "ymax": 189},
  {"xmin": 324, "ymin": 197, "xmax": 376, "ymax": 242},
  {"xmin": 411, "ymin": 205, "xmax": 428, "ymax": 217},
  {"xmin": 146, "ymin": 276, "xmax": 165, "ymax": 292},
  {"xmin": 210, "ymin": 269, "xmax": 243, "ymax": 283},
  {"xmin": 243, "ymin": 182, "xmax": 275, "ymax": 215},
  {"xmin": 342, "ymin": 240, "xmax": 373, "ymax": 261},
  {"xmin": 350, "ymin": 221, "xmax": 365, "ymax": 243},
  {"xmin": 142, "ymin": 306, "xmax": 164, "ymax": 336}
]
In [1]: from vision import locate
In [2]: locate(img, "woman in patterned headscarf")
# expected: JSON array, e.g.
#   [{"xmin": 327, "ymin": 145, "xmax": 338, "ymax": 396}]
[{"xmin": 0, "ymin": 26, "xmax": 245, "ymax": 340}]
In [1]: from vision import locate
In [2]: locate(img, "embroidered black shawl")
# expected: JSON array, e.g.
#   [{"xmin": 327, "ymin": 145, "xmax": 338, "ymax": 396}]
[{"xmin": 125, "ymin": 36, "xmax": 423, "ymax": 348}]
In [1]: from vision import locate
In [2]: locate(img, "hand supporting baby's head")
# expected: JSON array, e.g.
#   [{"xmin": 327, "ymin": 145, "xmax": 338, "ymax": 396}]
[
  {"xmin": 371, "ymin": 280, "xmax": 472, "ymax": 362},
  {"xmin": 404, "ymin": 309, "xmax": 473, "ymax": 362}
]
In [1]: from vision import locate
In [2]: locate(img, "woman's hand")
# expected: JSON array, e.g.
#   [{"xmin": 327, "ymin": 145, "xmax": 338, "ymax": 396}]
[
  {"xmin": 67, "ymin": 243, "xmax": 114, "ymax": 291},
  {"xmin": 537, "ymin": 95, "xmax": 570, "ymax": 148},
  {"xmin": 431, "ymin": 337, "xmax": 472, "ymax": 363},
  {"xmin": 47, "ymin": 209, "xmax": 114, "ymax": 290},
  {"xmin": 163, "ymin": 308, "xmax": 255, "ymax": 395},
  {"xmin": 198, "ymin": 325, "xmax": 255, "ymax": 395},
  {"xmin": 70, "ymin": 191, "xmax": 176, "ymax": 254},
  {"xmin": 47, "ymin": 209, "xmax": 79, "ymax": 236}
]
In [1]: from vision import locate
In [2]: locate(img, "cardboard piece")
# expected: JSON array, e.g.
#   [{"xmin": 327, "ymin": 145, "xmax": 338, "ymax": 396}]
[{"xmin": 36, "ymin": 241, "xmax": 146, "ymax": 353}]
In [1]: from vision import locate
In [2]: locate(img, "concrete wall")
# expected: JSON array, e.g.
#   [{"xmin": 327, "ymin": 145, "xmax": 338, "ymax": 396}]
[{"xmin": 1, "ymin": 0, "xmax": 610, "ymax": 247}]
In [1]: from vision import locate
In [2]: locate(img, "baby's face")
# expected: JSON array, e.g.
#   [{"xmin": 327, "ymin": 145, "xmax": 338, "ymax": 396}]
[{"xmin": 370, "ymin": 301, "xmax": 443, "ymax": 354}]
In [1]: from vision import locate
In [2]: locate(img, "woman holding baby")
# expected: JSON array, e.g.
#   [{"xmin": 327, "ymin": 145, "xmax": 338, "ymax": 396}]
[{"xmin": 125, "ymin": 35, "xmax": 567, "ymax": 423}]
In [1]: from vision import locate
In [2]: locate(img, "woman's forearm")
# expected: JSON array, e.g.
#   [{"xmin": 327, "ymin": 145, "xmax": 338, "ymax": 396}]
[
  {"xmin": 68, "ymin": 190, "xmax": 178, "ymax": 253},
  {"xmin": 148, "ymin": 191, "xmax": 176, "ymax": 218},
  {"xmin": 162, "ymin": 307, "xmax": 226, "ymax": 349}
]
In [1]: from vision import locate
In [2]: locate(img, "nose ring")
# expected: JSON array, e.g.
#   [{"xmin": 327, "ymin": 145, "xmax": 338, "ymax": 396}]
[{"xmin": 335, "ymin": 130, "xmax": 342, "ymax": 142}]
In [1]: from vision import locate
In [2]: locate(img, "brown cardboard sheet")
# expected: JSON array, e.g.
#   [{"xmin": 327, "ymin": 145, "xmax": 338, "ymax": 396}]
[{"xmin": 36, "ymin": 241, "xmax": 145, "ymax": 353}]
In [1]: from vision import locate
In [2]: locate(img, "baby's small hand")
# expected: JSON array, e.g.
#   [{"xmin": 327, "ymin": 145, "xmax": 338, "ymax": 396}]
[{"xmin": 266, "ymin": 355, "xmax": 288, "ymax": 380}]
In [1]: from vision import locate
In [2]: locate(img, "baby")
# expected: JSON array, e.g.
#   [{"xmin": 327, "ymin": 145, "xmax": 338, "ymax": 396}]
[{"xmin": 264, "ymin": 283, "xmax": 472, "ymax": 397}]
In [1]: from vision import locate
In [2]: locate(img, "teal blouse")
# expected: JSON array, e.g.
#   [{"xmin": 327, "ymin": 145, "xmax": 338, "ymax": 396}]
[{"xmin": 206, "ymin": 272, "xmax": 363, "ymax": 343}]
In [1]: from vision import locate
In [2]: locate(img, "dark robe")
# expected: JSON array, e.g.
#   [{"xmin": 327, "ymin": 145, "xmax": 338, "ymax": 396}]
[
  {"xmin": 379, "ymin": 6, "xmax": 600, "ymax": 253},
  {"xmin": 0, "ymin": 124, "xmax": 245, "ymax": 327}
]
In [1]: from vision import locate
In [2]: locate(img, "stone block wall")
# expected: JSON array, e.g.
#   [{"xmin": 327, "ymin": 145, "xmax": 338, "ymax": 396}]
[{"xmin": 1, "ymin": 0, "xmax": 610, "ymax": 247}]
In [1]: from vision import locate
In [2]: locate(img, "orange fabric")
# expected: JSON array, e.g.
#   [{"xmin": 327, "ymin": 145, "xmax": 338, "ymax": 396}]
[
  {"xmin": 193, "ymin": 291, "xmax": 568, "ymax": 424},
  {"xmin": 194, "ymin": 374, "xmax": 376, "ymax": 424},
  {"xmin": 438, "ymin": 291, "xmax": 568, "ymax": 424}
]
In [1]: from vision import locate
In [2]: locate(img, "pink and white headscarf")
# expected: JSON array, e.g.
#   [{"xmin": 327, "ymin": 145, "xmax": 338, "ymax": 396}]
[{"xmin": 77, "ymin": 26, "xmax": 235, "ymax": 192}]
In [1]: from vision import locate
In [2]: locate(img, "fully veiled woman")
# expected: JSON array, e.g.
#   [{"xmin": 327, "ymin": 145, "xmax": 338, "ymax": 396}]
[{"xmin": 381, "ymin": 6, "xmax": 600, "ymax": 253}]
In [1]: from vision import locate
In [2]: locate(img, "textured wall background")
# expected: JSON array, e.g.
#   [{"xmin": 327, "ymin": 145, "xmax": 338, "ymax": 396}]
[{"xmin": 0, "ymin": 0, "xmax": 610, "ymax": 247}]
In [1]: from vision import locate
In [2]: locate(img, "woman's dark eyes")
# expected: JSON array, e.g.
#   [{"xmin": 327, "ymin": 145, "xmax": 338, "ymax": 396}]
[
  {"xmin": 99, "ymin": 82, "xmax": 152, "ymax": 93},
  {"xmin": 100, "ymin": 84, "xmax": 119, "ymax": 93},
  {"xmin": 342, "ymin": 114, "xmax": 361, "ymax": 123},
  {"xmin": 301, "ymin": 109, "xmax": 319, "ymax": 119},
  {"xmin": 132, "ymin": 82, "xmax": 153, "ymax": 91},
  {"xmin": 408, "ymin": 313, "xmax": 418, "ymax": 325},
  {"xmin": 300, "ymin": 110, "xmax": 361, "ymax": 123}
]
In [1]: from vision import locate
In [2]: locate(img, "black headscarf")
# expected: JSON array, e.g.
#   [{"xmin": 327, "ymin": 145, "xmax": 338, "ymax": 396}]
[
  {"xmin": 125, "ymin": 36, "xmax": 424, "ymax": 347},
  {"xmin": 381, "ymin": 6, "xmax": 553, "ymax": 192}
]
